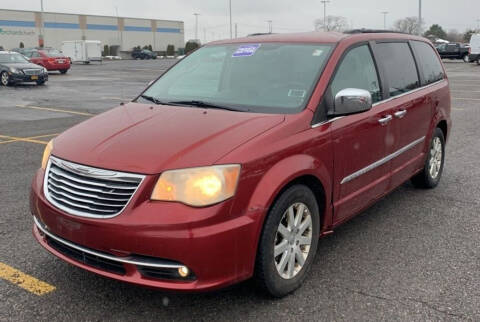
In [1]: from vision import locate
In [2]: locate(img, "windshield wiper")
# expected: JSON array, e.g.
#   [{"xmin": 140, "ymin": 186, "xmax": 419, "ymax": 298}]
[
  {"xmin": 168, "ymin": 100, "xmax": 250, "ymax": 112},
  {"xmin": 139, "ymin": 94, "xmax": 165, "ymax": 105}
]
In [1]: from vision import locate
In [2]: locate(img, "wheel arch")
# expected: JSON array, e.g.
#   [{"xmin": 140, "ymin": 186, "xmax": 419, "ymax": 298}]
[{"xmin": 437, "ymin": 119, "xmax": 448, "ymax": 141}]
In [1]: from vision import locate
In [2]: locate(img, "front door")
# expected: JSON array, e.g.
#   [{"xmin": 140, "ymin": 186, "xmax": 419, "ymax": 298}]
[{"xmin": 328, "ymin": 44, "xmax": 396, "ymax": 224}]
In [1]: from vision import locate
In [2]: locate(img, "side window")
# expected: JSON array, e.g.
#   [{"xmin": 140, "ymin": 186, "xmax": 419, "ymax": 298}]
[
  {"xmin": 330, "ymin": 45, "xmax": 381, "ymax": 103},
  {"xmin": 375, "ymin": 42, "xmax": 420, "ymax": 97},
  {"xmin": 411, "ymin": 41, "xmax": 445, "ymax": 85}
]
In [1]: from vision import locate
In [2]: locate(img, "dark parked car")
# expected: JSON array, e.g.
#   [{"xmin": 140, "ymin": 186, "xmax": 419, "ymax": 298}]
[
  {"xmin": 32, "ymin": 31, "xmax": 450, "ymax": 297},
  {"xmin": 0, "ymin": 51, "xmax": 48, "ymax": 86},
  {"xmin": 436, "ymin": 43, "xmax": 471, "ymax": 62},
  {"xmin": 132, "ymin": 49, "xmax": 157, "ymax": 60}
]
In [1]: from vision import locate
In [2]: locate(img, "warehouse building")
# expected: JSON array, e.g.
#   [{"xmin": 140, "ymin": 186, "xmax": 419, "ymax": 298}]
[{"xmin": 0, "ymin": 9, "xmax": 184, "ymax": 54}]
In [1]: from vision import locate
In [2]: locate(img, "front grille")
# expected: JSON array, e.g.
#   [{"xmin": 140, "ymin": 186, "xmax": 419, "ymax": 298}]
[
  {"xmin": 45, "ymin": 235, "xmax": 126, "ymax": 275},
  {"xmin": 23, "ymin": 69, "xmax": 42, "ymax": 75},
  {"xmin": 44, "ymin": 156, "xmax": 144, "ymax": 218}
]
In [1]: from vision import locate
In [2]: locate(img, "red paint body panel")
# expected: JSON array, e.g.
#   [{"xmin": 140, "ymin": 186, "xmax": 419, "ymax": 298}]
[
  {"xmin": 29, "ymin": 50, "xmax": 71, "ymax": 71},
  {"xmin": 31, "ymin": 31, "xmax": 452, "ymax": 292}
]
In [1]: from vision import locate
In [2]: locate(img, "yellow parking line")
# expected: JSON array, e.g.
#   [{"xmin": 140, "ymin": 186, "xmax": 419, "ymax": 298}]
[
  {"xmin": 0, "ymin": 262, "xmax": 55, "ymax": 296},
  {"xmin": 16, "ymin": 104, "xmax": 93, "ymax": 116},
  {"xmin": 0, "ymin": 135, "xmax": 48, "ymax": 145}
]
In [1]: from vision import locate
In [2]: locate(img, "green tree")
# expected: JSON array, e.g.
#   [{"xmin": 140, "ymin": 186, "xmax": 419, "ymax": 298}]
[
  {"xmin": 185, "ymin": 40, "xmax": 200, "ymax": 54},
  {"xmin": 103, "ymin": 45, "xmax": 109, "ymax": 56},
  {"xmin": 148, "ymin": 44, "xmax": 153, "ymax": 51},
  {"xmin": 463, "ymin": 30, "xmax": 477, "ymax": 43},
  {"xmin": 166, "ymin": 44, "xmax": 175, "ymax": 56},
  {"xmin": 424, "ymin": 24, "xmax": 447, "ymax": 40},
  {"xmin": 19, "ymin": 42, "xmax": 24, "ymax": 48}
]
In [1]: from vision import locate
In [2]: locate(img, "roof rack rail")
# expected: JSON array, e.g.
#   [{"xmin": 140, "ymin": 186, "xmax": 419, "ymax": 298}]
[
  {"xmin": 344, "ymin": 29, "xmax": 408, "ymax": 35},
  {"xmin": 247, "ymin": 33, "xmax": 276, "ymax": 37}
]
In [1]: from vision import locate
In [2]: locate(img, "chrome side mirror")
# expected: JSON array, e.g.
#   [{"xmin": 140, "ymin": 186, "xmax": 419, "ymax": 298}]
[{"xmin": 331, "ymin": 88, "xmax": 372, "ymax": 116}]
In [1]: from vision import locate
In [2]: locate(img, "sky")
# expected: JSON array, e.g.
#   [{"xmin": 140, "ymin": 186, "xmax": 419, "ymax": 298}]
[{"xmin": 1, "ymin": 0, "xmax": 479, "ymax": 42}]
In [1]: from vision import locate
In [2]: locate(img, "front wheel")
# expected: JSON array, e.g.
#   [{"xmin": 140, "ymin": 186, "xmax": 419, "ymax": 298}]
[
  {"xmin": 1, "ymin": 71, "xmax": 10, "ymax": 86},
  {"xmin": 36, "ymin": 80, "xmax": 46, "ymax": 85},
  {"xmin": 255, "ymin": 185, "xmax": 320, "ymax": 297},
  {"xmin": 463, "ymin": 55, "xmax": 470, "ymax": 63},
  {"xmin": 411, "ymin": 128, "xmax": 445, "ymax": 189}
]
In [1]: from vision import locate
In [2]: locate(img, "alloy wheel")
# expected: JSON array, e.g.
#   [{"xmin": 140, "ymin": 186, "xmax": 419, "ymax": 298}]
[
  {"xmin": 274, "ymin": 202, "xmax": 313, "ymax": 280},
  {"xmin": 429, "ymin": 137, "xmax": 443, "ymax": 179},
  {"xmin": 1, "ymin": 72, "xmax": 8, "ymax": 86}
]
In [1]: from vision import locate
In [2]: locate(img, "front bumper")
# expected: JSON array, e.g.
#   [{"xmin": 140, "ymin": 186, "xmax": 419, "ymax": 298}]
[
  {"xmin": 30, "ymin": 169, "xmax": 263, "ymax": 292},
  {"xmin": 9, "ymin": 73, "xmax": 48, "ymax": 83}
]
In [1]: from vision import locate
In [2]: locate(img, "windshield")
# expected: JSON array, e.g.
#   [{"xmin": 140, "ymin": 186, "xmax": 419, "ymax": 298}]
[
  {"xmin": 0, "ymin": 53, "xmax": 29, "ymax": 63},
  {"xmin": 140, "ymin": 43, "xmax": 333, "ymax": 113},
  {"xmin": 43, "ymin": 49, "xmax": 63, "ymax": 57}
]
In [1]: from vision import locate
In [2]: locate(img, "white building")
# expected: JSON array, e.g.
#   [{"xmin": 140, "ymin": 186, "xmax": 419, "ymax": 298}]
[{"xmin": 0, "ymin": 9, "xmax": 184, "ymax": 53}]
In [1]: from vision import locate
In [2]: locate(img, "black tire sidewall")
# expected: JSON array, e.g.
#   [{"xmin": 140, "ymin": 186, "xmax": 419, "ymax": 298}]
[
  {"xmin": 256, "ymin": 185, "xmax": 320, "ymax": 297},
  {"xmin": 424, "ymin": 128, "xmax": 446, "ymax": 187}
]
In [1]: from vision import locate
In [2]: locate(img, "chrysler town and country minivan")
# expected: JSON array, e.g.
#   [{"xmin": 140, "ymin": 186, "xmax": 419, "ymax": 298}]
[{"xmin": 31, "ymin": 30, "xmax": 451, "ymax": 297}]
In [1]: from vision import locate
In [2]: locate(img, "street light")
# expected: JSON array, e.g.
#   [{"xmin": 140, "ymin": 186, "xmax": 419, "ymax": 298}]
[
  {"xmin": 418, "ymin": 0, "xmax": 422, "ymax": 35},
  {"xmin": 266, "ymin": 20, "xmax": 273, "ymax": 33},
  {"xmin": 320, "ymin": 0, "xmax": 330, "ymax": 32},
  {"xmin": 381, "ymin": 11, "xmax": 388, "ymax": 30},
  {"xmin": 229, "ymin": 0, "xmax": 233, "ymax": 39},
  {"xmin": 39, "ymin": 0, "xmax": 44, "ymax": 47},
  {"xmin": 193, "ymin": 13, "xmax": 200, "ymax": 40}
]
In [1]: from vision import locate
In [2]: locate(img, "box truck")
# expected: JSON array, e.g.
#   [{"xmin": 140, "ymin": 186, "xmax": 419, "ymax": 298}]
[
  {"xmin": 61, "ymin": 40, "xmax": 102, "ymax": 64},
  {"xmin": 468, "ymin": 34, "xmax": 480, "ymax": 65}
]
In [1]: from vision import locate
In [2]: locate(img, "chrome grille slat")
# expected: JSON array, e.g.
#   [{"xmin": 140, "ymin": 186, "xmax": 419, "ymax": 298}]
[
  {"xmin": 49, "ymin": 167, "xmax": 138, "ymax": 190},
  {"xmin": 23, "ymin": 69, "xmax": 42, "ymax": 75},
  {"xmin": 44, "ymin": 156, "xmax": 145, "ymax": 219},
  {"xmin": 47, "ymin": 179, "xmax": 130, "ymax": 201},
  {"xmin": 48, "ymin": 174, "xmax": 133, "ymax": 196}
]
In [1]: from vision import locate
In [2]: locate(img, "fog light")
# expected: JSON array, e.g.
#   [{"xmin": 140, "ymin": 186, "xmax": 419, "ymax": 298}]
[{"xmin": 178, "ymin": 266, "xmax": 189, "ymax": 278}]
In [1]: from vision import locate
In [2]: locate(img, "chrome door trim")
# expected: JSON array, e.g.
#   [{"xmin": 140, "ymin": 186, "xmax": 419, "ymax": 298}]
[
  {"xmin": 341, "ymin": 136, "xmax": 426, "ymax": 184},
  {"xmin": 311, "ymin": 117, "xmax": 344, "ymax": 128},
  {"xmin": 34, "ymin": 216, "xmax": 183, "ymax": 269}
]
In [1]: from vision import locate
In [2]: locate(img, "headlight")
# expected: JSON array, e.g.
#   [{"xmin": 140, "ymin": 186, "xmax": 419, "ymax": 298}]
[
  {"xmin": 151, "ymin": 165, "xmax": 241, "ymax": 207},
  {"xmin": 42, "ymin": 67, "xmax": 48, "ymax": 74},
  {"xmin": 9, "ymin": 67, "xmax": 22, "ymax": 74},
  {"xmin": 41, "ymin": 140, "xmax": 53, "ymax": 170}
]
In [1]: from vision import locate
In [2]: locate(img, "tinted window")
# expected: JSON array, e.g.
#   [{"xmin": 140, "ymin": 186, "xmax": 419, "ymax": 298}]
[
  {"xmin": 376, "ymin": 42, "xmax": 420, "ymax": 97},
  {"xmin": 330, "ymin": 45, "xmax": 381, "ymax": 103},
  {"xmin": 411, "ymin": 41, "xmax": 445, "ymax": 85}
]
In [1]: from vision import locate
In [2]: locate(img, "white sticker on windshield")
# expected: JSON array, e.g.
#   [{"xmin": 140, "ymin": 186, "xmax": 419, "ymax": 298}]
[
  {"xmin": 288, "ymin": 89, "xmax": 307, "ymax": 98},
  {"xmin": 232, "ymin": 44, "xmax": 261, "ymax": 57},
  {"xmin": 312, "ymin": 49, "xmax": 324, "ymax": 56}
]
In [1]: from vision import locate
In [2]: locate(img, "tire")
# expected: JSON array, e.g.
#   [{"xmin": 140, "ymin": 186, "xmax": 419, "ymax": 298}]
[
  {"xmin": 255, "ymin": 184, "xmax": 320, "ymax": 297},
  {"xmin": 1, "ymin": 71, "xmax": 10, "ymax": 86},
  {"xmin": 59, "ymin": 69, "xmax": 68, "ymax": 74},
  {"xmin": 463, "ymin": 55, "xmax": 470, "ymax": 63},
  {"xmin": 411, "ymin": 128, "xmax": 445, "ymax": 189}
]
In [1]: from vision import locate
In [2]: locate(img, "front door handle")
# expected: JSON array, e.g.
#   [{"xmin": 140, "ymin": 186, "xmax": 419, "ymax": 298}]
[
  {"xmin": 394, "ymin": 110, "xmax": 407, "ymax": 119},
  {"xmin": 378, "ymin": 115, "xmax": 393, "ymax": 125}
]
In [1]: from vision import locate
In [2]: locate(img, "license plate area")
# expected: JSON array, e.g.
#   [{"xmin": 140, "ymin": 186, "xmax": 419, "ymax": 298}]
[{"xmin": 31, "ymin": 75, "xmax": 38, "ymax": 80}]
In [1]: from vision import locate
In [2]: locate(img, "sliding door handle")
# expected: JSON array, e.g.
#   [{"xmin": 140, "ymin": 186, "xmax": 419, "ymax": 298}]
[{"xmin": 394, "ymin": 110, "xmax": 407, "ymax": 119}]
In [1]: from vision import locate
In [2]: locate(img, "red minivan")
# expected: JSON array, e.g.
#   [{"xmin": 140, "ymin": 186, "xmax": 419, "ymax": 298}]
[
  {"xmin": 31, "ymin": 31, "xmax": 451, "ymax": 297},
  {"xmin": 25, "ymin": 48, "xmax": 71, "ymax": 74}
]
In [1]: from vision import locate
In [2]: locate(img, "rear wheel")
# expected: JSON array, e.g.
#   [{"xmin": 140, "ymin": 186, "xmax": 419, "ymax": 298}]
[
  {"xmin": 463, "ymin": 54, "xmax": 470, "ymax": 63},
  {"xmin": 411, "ymin": 128, "xmax": 445, "ymax": 189},
  {"xmin": 1, "ymin": 71, "xmax": 10, "ymax": 86},
  {"xmin": 255, "ymin": 185, "xmax": 320, "ymax": 297},
  {"xmin": 59, "ymin": 69, "xmax": 68, "ymax": 74}
]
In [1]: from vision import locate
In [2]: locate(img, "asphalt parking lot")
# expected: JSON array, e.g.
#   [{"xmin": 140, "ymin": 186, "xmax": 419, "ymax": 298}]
[{"xmin": 1, "ymin": 59, "xmax": 479, "ymax": 321}]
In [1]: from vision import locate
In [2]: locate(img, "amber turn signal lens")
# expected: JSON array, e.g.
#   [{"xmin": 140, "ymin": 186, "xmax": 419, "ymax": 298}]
[
  {"xmin": 41, "ymin": 140, "xmax": 53, "ymax": 170},
  {"xmin": 151, "ymin": 165, "xmax": 241, "ymax": 207}
]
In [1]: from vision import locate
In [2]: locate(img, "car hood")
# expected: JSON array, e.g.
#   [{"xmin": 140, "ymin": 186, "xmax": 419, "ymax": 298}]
[
  {"xmin": 2, "ymin": 62, "xmax": 43, "ymax": 69},
  {"xmin": 53, "ymin": 103, "xmax": 285, "ymax": 174}
]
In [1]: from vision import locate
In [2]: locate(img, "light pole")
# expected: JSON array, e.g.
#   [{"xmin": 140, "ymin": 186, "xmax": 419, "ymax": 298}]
[
  {"xmin": 266, "ymin": 20, "xmax": 273, "ymax": 33},
  {"xmin": 229, "ymin": 0, "xmax": 233, "ymax": 39},
  {"xmin": 418, "ymin": 0, "xmax": 422, "ymax": 35},
  {"xmin": 320, "ymin": 0, "xmax": 330, "ymax": 32},
  {"xmin": 39, "ymin": 0, "xmax": 44, "ymax": 47},
  {"xmin": 381, "ymin": 11, "xmax": 388, "ymax": 30},
  {"xmin": 193, "ymin": 13, "xmax": 200, "ymax": 41}
]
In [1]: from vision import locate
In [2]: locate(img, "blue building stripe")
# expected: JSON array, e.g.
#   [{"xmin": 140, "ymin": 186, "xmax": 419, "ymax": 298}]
[
  {"xmin": 0, "ymin": 20, "xmax": 35, "ymax": 27},
  {"xmin": 87, "ymin": 24, "xmax": 118, "ymax": 31},
  {"xmin": 157, "ymin": 27, "xmax": 181, "ymax": 33},
  {"xmin": 124, "ymin": 25, "xmax": 151, "ymax": 32},
  {"xmin": 44, "ymin": 22, "xmax": 79, "ymax": 29}
]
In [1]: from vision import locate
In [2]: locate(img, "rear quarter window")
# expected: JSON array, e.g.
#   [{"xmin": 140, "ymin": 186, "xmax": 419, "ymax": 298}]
[
  {"xmin": 411, "ymin": 41, "xmax": 445, "ymax": 85},
  {"xmin": 375, "ymin": 42, "xmax": 420, "ymax": 98}
]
